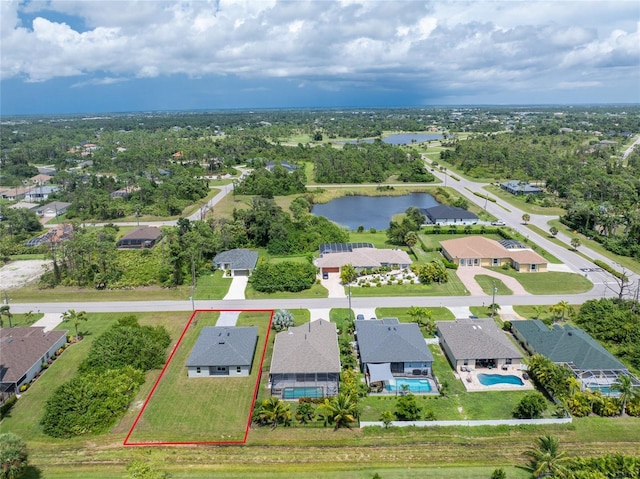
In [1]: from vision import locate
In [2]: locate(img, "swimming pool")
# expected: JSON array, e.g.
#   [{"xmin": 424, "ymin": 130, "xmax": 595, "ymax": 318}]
[
  {"xmin": 385, "ymin": 378, "xmax": 433, "ymax": 393},
  {"xmin": 585, "ymin": 384, "xmax": 616, "ymax": 396},
  {"xmin": 283, "ymin": 387, "xmax": 323, "ymax": 399},
  {"xmin": 477, "ymin": 373, "xmax": 524, "ymax": 386}
]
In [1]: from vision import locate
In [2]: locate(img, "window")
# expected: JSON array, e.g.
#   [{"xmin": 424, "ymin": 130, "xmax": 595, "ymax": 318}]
[
  {"xmin": 473, "ymin": 258, "xmax": 479, "ymax": 266},
  {"xmin": 531, "ymin": 264, "xmax": 537, "ymax": 271},
  {"xmin": 506, "ymin": 358, "xmax": 512, "ymax": 365},
  {"xmin": 460, "ymin": 259, "xmax": 465, "ymax": 266},
  {"xmin": 196, "ymin": 367, "xmax": 201, "ymax": 374},
  {"xmin": 493, "ymin": 258, "xmax": 499, "ymax": 266},
  {"xmin": 237, "ymin": 366, "xmax": 242, "ymax": 373}
]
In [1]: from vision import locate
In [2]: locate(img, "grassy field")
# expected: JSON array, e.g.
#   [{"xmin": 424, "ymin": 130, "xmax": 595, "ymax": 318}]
[
  {"xmin": 483, "ymin": 184, "xmax": 567, "ymax": 216},
  {"xmin": 350, "ymin": 271, "xmax": 469, "ymax": 297},
  {"xmin": 419, "ymin": 233, "xmax": 503, "ymax": 250},
  {"xmin": 547, "ymin": 219, "xmax": 640, "ymax": 275},
  {"xmin": 245, "ymin": 282, "xmax": 329, "ymax": 299},
  {"xmin": 375, "ymin": 307, "xmax": 455, "ymax": 321},
  {"xmin": 486, "ymin": 269, "xmax": 593, "ymax": 295},
  {"xmin": 126, "ymin": 311, "xmax": 271, "ymax": 443},
  {"xmin": 474, "ymin": 275, "xmax": 513, "ymax": 295}
]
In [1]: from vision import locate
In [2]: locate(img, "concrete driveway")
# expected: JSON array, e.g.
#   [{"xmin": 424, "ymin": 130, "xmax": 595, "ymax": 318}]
[
  {"xmin": 455, "ymin": 267, "xmax": 529, "ymax": 296},
  {"xmin": 223, "ymin": 276, "xmax": 248, "ymax": 300},
  {"xmin": 32, "ymin": 313, "xmax": 64, "ymax": 332},
  {"xmin": 321, "ymin": 273, "xmax": 346, "ymax": 298},
  {"xmin": 216, "ymin": 312, "xmax": 240, "ymax": 326}
]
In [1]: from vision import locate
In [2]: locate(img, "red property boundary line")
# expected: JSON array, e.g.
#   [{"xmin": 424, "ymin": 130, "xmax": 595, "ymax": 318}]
[{"xmin": 124, "ymin": 308, "xmax": 274, "ymax": 446}]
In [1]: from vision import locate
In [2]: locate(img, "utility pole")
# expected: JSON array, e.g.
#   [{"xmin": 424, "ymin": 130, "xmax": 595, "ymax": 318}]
[{"xmin": 491, "ymin": 281, "xmax": 497, "ymax": 318}]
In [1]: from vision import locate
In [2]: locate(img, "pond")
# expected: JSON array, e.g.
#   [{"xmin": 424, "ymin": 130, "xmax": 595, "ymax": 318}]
[
  {"xmin": 338, "ymin": 133, "xmax": 443, "ymax": 145},
  {"xmin": 311, "ymin": 193, "xmax": 439, "ymax": 231}
]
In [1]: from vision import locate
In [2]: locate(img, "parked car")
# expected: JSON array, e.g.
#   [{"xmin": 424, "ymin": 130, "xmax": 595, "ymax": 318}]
[
  {"xmin": 491, "ymin": 221, "xmax": 506, "ymax": 226},
  {"xmin": 322, "ymin": 272, "xmax": 329, "ymax": 280},
  {"xmin": 356, "ymin": 314, "xmax": 365, "ymax": 320}
]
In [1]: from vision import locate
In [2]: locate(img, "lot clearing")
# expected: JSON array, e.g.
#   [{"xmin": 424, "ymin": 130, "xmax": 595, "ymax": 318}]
[{"xmin": 0, "ymin": 259, "xmax": 50, "ymax": 290}]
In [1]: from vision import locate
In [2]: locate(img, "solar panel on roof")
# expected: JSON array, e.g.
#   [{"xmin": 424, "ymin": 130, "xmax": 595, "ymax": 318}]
[
  {"xmin": 498, "ymin": 239, "xmax": 524, "ymax": 249},
  {"xmin": 318, "ymin": 242, "xmax": 374, "ymax": 254}
]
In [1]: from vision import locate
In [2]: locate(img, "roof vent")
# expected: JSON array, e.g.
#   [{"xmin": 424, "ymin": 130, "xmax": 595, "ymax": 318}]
[{"xmin": 568, "ymin": 331, "xmax": 573, "ymax": 336}]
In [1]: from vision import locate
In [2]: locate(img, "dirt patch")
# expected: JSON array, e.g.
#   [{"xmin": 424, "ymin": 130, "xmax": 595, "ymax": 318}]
[{"xmin": 0, "ymin": 260, "xmax": 51, "ymax": 290}]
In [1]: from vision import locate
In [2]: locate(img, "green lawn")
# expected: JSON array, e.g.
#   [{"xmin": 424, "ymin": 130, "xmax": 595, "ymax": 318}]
[
  {"xmin": 245, "ymin": 282, "xmax": 328, "ymax": 299},
  {"xmin": 349, "ymin": 271, "xmax": 469, "ymax": 297},
  {"xmin": 474, "ymin": 275, "xmax": 513, "ymax": 295},
  {"xmin": 348, "ymin": 230, "xmax": 395, "ymax": 248},
  {"xmin": 375, "ymin": 307, "xmax": 455, "ymax": 321},
  {"xmin": 193, "ymin": 270, "xmax": 232, "ymax": 300},
  {"xmin": 419, "ymin": 232, "xmax": 502, "ymax": 250},
  {"xmin": 126, "ymin": 311, "xmax": 271, "ymax": 443},
  {"xmin": 486, "ymin": 268, "xmax": 593, "ymax": 295}
]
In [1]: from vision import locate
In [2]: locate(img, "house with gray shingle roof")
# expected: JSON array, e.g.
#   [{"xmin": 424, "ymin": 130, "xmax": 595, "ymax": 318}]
[
  {"xmin": 186, "ymin": 326, "xmax": 258, "ymax": 378},
  {"xmin": 213, "ymin": 249, "xmax": 259, "ymax": 277},
  {"xmin": 0, "ymin": 327, "xmax": 67, "ymax": 398},
  {"xmin": 511, "ymin": 320, "xmax": 639, "ymax": 392},
  {"xmin": 420, "ymin": 205, "xmax": 478, "ymax": 225},
  {"xmin": 269, "ymin": 319, "xmax": 340, "ymax": 399},
  {"xmin": 355, "ymin": 319, "xmax": 434, "ymax": 386},
  {"xmin": 500, "ymin": 180, "xmax": 543, "ymax": 195},
  {"xmin": 436, "ymin": 318, "xmax": 523, "ymax": 371}
]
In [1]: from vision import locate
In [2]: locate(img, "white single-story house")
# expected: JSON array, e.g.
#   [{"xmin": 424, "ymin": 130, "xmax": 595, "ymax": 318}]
[
  {"xmin": 35, "ymin": 201, "xmax": 72, "ymax": 218},
  {"xmin": 437, "ymin": 318, "xmax": 523, "ymax": 371},
  {"xmin": 0, "ymin": 327, "xmax": 67, "ymax": 397},
  {"xmin": 186, "ymin": 326, "xmax": 258, "ymax": 378},
  {"xmin": 420, "ymin": 205, "xmax": 478, "ymax": 225},
  {"xmin": 213, "ymin": 249, "xmax": 259, "ymax": 276},
  {"xmin": 316, "ymin": 245, "xmax": 412, "ymax": 276}
]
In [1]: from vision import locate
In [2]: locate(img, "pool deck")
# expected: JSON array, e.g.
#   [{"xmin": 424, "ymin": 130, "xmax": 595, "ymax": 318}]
[
  {"xmin": 368, "ymin": 377, "xmax": 440, "ymax": 396},
  {"xmin": 456, "ymin": 367, "xmax": 534, "ymax": 392}
]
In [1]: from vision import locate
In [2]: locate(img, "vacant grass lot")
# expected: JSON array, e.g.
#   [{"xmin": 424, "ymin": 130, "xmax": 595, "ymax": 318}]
[
  {"xmin": 486, "ymin": 268, "xmax": 593, "ymax": 295},
  {"xmin": 245, "ymin": 282, "xmax": 329, "ymax": 299},
  {"xmin": 419, "ymin": 232, "xmax": 502, "ymax": 250},
  {"xmin": 474, "ymin": 275, "xmax": 513, "ymax": 295},
  {"xmin": 126, "ymin": 311, "xmax": 271, "ymax": 444}
]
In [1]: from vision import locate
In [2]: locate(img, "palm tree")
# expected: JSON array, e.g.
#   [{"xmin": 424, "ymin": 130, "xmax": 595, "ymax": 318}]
[
  {"xmin": 533, "ymin": 306, "xmax": 546, "ymax": 320},
  {"xmin": 522, "ymin": 213, "xmax": 531, "ymax": 224},
  {"xmin": 525, "ymin": 435, "xmax": 569, "ymax": 478},
  {"xmin": 611, "ymin": 374, "xmax": 639, "ymax": 416},
  {"xmin": 340, "ymin": 263, "xmax": 357, "ymax": 285},
  {"xmin": 488, "ymin": 302, "xmax": 500, "ymax": 318},
  {"xmin": 318, "ymin": 393, "xmax": 359, "ymax": 430},
  {"xmin": 570, "ymin": 237, "xmax": 581, "ymax": 251},
  {"xmin": 404, "ymin": 231, "xmax": 418, "ymax": 250},
  {"xmin": 550, "ymin": 301, "xmax": 572, "ymax": 322},
  {"xmin": 62, "ymin": 309, "xmax": 88, "ymax": 341},
  {"xmin": 254, "ymin": 397, "xmax": 291, "ymax": 429},
  {"xmin": 0, "ymin": 305, "xmax": 13, "ymax": 328},
  {"xmin": 549, "ymin": 226, "xmax": 558, "ymax": 237},
  {"xmin": 407, "ymin": 306, "xmax": 435, "ymax": 335}
]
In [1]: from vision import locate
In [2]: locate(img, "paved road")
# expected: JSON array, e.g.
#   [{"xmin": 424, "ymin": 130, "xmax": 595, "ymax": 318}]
[{"xmin": 7, "ymin": 288, "xmax": 609, "ymax": 315}]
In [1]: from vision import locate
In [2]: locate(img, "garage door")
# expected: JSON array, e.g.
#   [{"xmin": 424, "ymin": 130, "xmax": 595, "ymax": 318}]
[
  {"xmin": 233, "ymin": 269, "xmax": 250, "ymax": 276},
  {"xmin": 323, "ymin": 267, "xmax": 340, "ymax": 273}
]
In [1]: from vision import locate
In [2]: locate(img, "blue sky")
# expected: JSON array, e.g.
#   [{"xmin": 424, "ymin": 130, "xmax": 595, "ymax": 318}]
[{"xmin": 1, "ymin": 0, "xmax": 639, "ymax": 115}]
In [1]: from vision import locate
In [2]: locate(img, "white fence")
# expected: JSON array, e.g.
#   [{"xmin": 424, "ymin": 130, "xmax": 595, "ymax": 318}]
[{"xmin": 360, "ymin": 417, "xmax": 572, "ymax": 428}]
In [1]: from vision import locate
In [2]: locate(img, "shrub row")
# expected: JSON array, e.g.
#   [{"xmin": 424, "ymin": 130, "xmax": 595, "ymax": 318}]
[
  {"xmin": 593, "ymin": 259, "xmax": 628, "ymax": 281},
  {"xmin": 472, "ymin": 191, "xmax": 497, "ymax": 202}
]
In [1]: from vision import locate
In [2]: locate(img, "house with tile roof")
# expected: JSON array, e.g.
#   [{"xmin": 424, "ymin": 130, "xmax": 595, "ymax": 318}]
[
  {"xmin": 269, "ymin": 319, "xmax": 341, "ymax": 399},
  {"xmin": 511, "ymin": 320, "xmax": 640, "ymax": 393},
  {"xmin": 316, "ymin": 247, "xmax": 412, "ymax": 276},
  {"xmin": 0, "ymin": 327, "xmax": 67, "ymax": 398},
  {"xmin": 436, "ymin": 318, "xmax": 523, "ymax": 371},
  {"xmin": 213, "ymin": 249, "xmax": 259, "ymax": 277},
  {"xmin": 440, "ymin": 236, "xmax": 547, "ymax": 272},
  {"xmin": 186, "ymin": 326, "xmax": 258, "ymax": 378},
  {"xmin": 355, "ymin": 318, "xmax": 434, "ymax": 387}
]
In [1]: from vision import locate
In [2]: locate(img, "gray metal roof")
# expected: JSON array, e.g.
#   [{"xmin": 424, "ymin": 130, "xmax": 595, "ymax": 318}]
[
  {"xmin": 270, "ymin": 319, "xmax": 341, "ymax": 374},
  {"xmin": 511, "ymin": 320, "xmax": 627, "ymax": 371},
  {"xmin": 186, "ymin": 326, "xmax": 258, "ymax": 367},
  {"xmin": 355, "ymin": 319, "xmax": 433, "ymax": 364},
  {"xmin": 436, "ymin": 319, "xmax": 522, "ymax": 360},
  {"xmin": 421, "ymin": 205, "xmax": 478, "ymax": 221},
  {"xmin": 500, "ymin": 180, "xmax": 543, "ymax": 193},
  {"xmin": 213, "ymin": 249, "xmax": 258, "ymax": 270}
]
